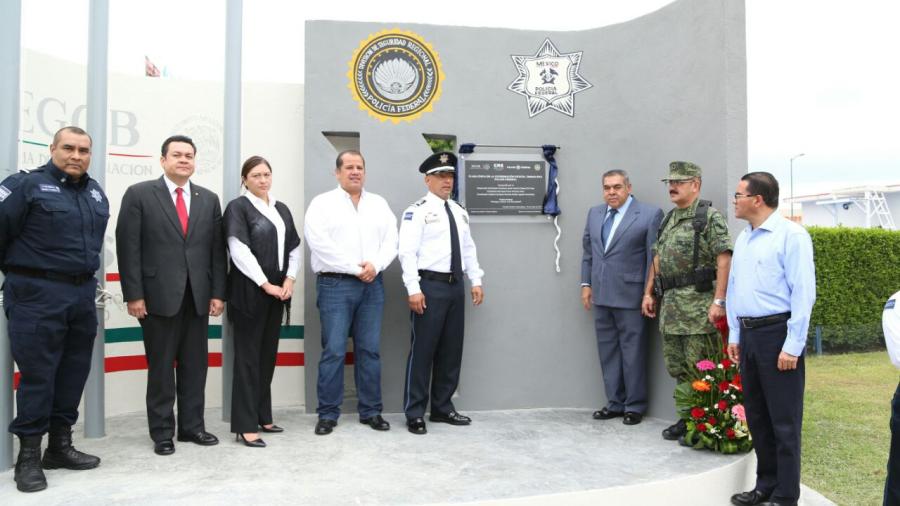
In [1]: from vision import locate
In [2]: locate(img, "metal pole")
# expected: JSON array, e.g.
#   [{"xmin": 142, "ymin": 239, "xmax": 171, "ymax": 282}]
[
  {"xmin": 83, "ymin": 0, "xmax": 109, "ymax": 439},
  {"xmin": 0, "ymin": 0, "xmax": 22, "ymax": 470},
  {"xmin": 222, "ymin": 0, "xmax": 243, "ymax": 422},
  {"xmin": 789, "ymin": 153, "xmax": 805, "ymax": 220}
]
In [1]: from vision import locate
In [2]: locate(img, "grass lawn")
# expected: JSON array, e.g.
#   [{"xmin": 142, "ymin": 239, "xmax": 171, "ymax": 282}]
[{"xmin": 803, "ymin": 351, "xmax": 895, "ymax": 505}]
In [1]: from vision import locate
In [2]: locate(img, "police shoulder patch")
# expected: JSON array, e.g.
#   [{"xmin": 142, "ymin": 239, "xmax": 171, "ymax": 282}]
[
  {"xmin": 403, "ymin": 211, "xmax": 415, "ymax": 221},
  {"xmin": 887, "ymin": 299, "xmax": 897, "ymax": 310},
  {"xmin": 0, "ymin": 184, "xmax": 11, "ymax": 202}
]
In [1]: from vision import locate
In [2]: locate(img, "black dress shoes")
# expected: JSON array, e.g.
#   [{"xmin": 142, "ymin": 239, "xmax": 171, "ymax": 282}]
[
  {"xmin": 260, "ymin": 424, "xmax": 284, "ymax": 433},
  {"xmin": 315, "ymin": 419, "xmax": 337, "ymax": 435},
  {"xmin": 176, "ymin": 431, "xmax": 219, "ymax": 446},
  {"xmin": 730, "ymin": 489, "xmax": 770, "ymax": 506},
  {"xmin": 429, "ymin": 411, "xmax": 471, "ymax": 425},
  {"xmin": 592, "ymin": 407, "xmax": 624, "ymax": 420},
  {"xmin": 407, "ymin": 417, "xmax": 427, "ymax": 435},
  {"xmin": 662, "ymin": 419, "xmax": 687, "ymax": 440},
  {"xmin": 153, "ymin": 439, "xmax": 175, "ymax": 456},
  {"xmin": 622, "ymin": 412, "xmax": 643, "ymax": 425},
  {"xmin": 235, "ymin": 433, "xmax": 266, "ymax": 448},
  {"xmin": 360, "ymin": 415, "xmax": 391, "ymax": 431},
  {"xmin": 758, "ymin": 502, "xmax": 796, "ymax": 506}
]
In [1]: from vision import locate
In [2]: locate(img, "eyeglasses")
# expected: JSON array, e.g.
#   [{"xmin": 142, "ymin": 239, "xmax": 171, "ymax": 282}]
[{"xmin": 733, "ymin": 193, "xmax": 758, "ymax": 200}]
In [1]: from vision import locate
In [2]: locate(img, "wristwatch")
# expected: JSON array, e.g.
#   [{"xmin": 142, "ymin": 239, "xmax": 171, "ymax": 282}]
[{"xmin": 713, "ymin": 298, "xmax": 726, "ymax": 307}]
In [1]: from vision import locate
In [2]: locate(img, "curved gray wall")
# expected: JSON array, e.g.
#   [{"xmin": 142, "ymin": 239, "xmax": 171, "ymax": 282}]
[{"xmin": 303, "ymin": 0, "xmax": 746, "ymax": 418}]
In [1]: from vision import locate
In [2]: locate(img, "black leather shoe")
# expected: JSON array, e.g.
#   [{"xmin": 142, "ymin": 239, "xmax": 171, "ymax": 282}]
[
  {"xmin": 592, "ymin": 407, "xmax": 624, "ymax": 420},
  {"xmin": 662, "ymin": 419, "xmax": 687, "ymax": 440},
  {"xmin": 260, "ymin": 424, "xmax": 284, "ymax": 433},
  {"xmin": 42, "ymin": 425, "xmax": 100, "ymax": 470},
  {"xmin": 730, "ymin": 489, "xmax": 770, "ymax": 506},
  {"xmin": 153, "ymin": 439, "xmax": 175, "ymax": 456},
  {"xmin": 407, "ymin": 417, "xmax": 427, "ymax": 434},
  {"xmin": 429, "ymin": 411, "xmax": 471, "ymax": 425},
  {"xmin": 176, "ymin": 431, "xmax": 219, "ymax": 446},
  {"xmin": 315, "ymin": 419, "xmax": 337, "ymax": 436},
  {"xmin": 235, "ymin": 433, "xmax": 266, "ymax": 448},
  {"xmin": 757, "ymin": 501, "xmax": 796, "ymax": 506},
  {"xmin": 15, "ymin": 435, "xmax": 47, "ymax": 492},
  {"xmin": 360, "ymin": 415, "xmax": 391, "ymax": 431},
  {"xmin": 622, "ymin": 412, "xmax": 643, "ymax": 425}
]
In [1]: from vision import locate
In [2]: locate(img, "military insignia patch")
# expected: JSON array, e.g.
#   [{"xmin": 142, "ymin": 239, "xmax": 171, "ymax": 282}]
[
  {"xmin": 348, "ymin": 29, "xmax": 443, "ymax": 123},
  {"xmin": 508, "ymin": 39, "xmax": 593, "ymax": 118},
  {"xmin": 90, "ymin": 188, "xmax": 103, "ymax": 203}
]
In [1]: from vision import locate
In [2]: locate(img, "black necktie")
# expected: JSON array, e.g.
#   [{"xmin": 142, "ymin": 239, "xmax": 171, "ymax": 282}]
[
  {"xmin": 601, "ymin": 208, "xmax": 618, "ymax": 248},
  {"xmin": 445, "ymin": 201, "xmax": 463, "ymax": 281}
]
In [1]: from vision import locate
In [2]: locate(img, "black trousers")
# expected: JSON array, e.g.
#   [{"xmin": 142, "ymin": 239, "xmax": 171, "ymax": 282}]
[
  {"xmin": 4, "ymin": 273, "xmax": 97, "ymax": 436},
  {"xmin": 403, "ymin": 279, "xmax": 465, "ymax": 419},
  {"xmin": 740, "ymin": 320, "xmax": 804, "ymax": 504},
  {"xmin": 885, "ymin": 379, "xmax": 900, "ymax": 506},
  {"xmin": 229, "ymin": 295, "xmax": 283, "ymax": 433},
  {"xmin": 140, "ymin": 285, "xmax": 209, "ymax": 442}
]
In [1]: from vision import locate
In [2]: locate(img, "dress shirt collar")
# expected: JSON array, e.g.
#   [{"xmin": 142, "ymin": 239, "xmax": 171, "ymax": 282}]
[
  {"xmin": 425, "ymin": 191, "xmax": 447, "ymax": 205},
  {"xmin": 163, "ymin": 175, "xmax": 190, "ymax": 195},
  {"xmin": 244, "ymin": 190, "xmax": 278, "ymax": 208},
  {"xmin": 609, "ymin": 195, "xmax": 633, "ymax": 215},
  {"xmin": 336, "ymin": 184, "xmax": 366, "ymax": 201},
  {"xmin": 745, "ymin": 209, "xmax": 783, "ymax": 234}
]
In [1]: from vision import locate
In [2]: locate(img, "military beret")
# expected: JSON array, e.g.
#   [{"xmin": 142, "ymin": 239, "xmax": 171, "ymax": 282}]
[
  {"xmin": 663, "ymin": 161, "xmax": 702, "ymax": 181},
  {"xmin": 419, "ymin": 151, "xmax": 457, "ymax": 175}
]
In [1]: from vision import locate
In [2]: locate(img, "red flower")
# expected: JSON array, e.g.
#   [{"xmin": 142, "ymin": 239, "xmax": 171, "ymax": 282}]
[
  {"xmin": 717, "ymin": 400, "xmax": 728, "ymax": 411},
  {"xmin": 691, "ymin": 407, "xmax": 705, "ymax": 419},
  {"xmin": 697, "ymin": 423, "xmax": 708, "ymax": 432},
  {"xmin": 721, "ymin": 358, "xmax": 732, "ymax": 368},
  {"xmin": 726, "ymin": 428, "xmax": 736, "ymax": 439},
  {"xmin": 707, "ymin": 416, "xmax": 718, "ymax": 425},
  {"xmin": 718, "ymin": 380, "xmax": 730, "ymax": 392},
  {"xmin": 732, "ymin": 374, "xmax": 743, "ymax": 391}
]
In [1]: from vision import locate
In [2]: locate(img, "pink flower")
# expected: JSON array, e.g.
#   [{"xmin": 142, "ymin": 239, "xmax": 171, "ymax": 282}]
[
  {"xmin": 731, "ymin": 404, "xmax": 746, "ymax": 422},
  {"xmin": 696, "ymin": 359, "xmax": 716, "ymax": 371}
]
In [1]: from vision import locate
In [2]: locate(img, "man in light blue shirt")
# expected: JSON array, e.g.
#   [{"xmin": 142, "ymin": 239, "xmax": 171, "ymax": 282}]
[{"xmin": 726, "ymin": 172, "xmax": 816, "ymax": 506}]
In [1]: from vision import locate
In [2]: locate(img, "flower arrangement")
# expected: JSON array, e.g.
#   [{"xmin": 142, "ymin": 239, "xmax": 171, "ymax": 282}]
[{"xmin": 673, "ymin": 319, "xmax": 753, "ymax": 454}]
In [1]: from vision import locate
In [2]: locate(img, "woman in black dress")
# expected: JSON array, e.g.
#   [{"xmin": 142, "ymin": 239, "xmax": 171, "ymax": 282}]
[{"xmin": 224, "ymin": 156, "xmax": 301, "ymax": 447}]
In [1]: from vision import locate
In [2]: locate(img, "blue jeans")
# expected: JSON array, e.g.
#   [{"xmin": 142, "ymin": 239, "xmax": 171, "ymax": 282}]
[{"xmin": 315, "ymin": 274, "xmax": 384, "ymax": 420}]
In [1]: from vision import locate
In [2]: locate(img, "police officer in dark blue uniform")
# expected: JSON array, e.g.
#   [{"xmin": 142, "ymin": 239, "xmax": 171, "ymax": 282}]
[{"xmin": 0, "ymin": 126, "xmax": 109, "ymax": 493}]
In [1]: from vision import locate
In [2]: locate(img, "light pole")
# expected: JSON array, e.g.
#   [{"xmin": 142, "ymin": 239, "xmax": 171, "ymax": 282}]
[{"xmin": 790, "ymin": 153, "xmax": 805, "ymax": 219}]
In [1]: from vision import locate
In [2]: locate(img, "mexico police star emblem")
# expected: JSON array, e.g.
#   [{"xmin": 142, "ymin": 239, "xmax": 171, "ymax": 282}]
[
  {"xmin": 90, "ymin": 188, "xmax": 103, "ymax": 203},
  {"xmin": 508, "ymin": 39, "xmax": 592, "ymax": 118}
]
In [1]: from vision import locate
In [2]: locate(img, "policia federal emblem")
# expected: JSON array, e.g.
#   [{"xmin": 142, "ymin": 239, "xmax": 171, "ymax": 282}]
[{"xmin": 348, "ymin": 29, "xmax": 443, "ymax": 123}]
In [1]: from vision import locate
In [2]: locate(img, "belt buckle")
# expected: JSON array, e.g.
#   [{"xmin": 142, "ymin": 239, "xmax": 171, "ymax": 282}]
[{"xmin": 448, "ymin": 273, "xmax": 454, "ymax": 284}]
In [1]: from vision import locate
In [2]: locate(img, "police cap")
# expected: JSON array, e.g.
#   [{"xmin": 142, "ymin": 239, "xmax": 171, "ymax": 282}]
[{"xmin": 419, "ymin": 151, "xmax": 457, "ymax": 175}]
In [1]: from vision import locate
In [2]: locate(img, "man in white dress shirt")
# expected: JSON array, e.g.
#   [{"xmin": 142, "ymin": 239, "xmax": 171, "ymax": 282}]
[
  {"xmin": 398, "ymin": 152, "xmax": 484, "ymax": 435},
  {"xmin": 304, "ymin": 150, "xmax": 398, "ymax": 435}
]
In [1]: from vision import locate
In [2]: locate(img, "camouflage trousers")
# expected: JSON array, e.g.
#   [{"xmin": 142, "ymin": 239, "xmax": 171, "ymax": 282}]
[{"xmin": 661, "ymin": 332, "xmax": 720, "ymax": 383}]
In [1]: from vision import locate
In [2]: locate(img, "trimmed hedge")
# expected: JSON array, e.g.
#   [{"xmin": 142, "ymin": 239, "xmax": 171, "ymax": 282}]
[{"xmin": 807, "ymin": 226, "xmax": 900, "ymax": 352}]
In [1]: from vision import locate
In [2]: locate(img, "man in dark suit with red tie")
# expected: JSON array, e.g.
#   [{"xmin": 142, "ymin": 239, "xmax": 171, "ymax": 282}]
[{"xmin": 116, "ymin": 135, "xmax": 227, "ymax": 456}]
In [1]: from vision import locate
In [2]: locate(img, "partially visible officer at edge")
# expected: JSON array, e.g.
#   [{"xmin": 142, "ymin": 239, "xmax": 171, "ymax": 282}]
[
  {"xmin": 0, "ymin": 126, "xmax": 109, "ymax": 493},
  {"xmin": 398, "ymin": 152, "xmax": 484, "ymax": 435},
  {"xmin": 642, "ymin": 161, "xmax": 732, "ymax": 442},
  {"xmin": 882, "ymin": 290, "xmax": 900, "ymax": 506},
  {"xmin": 726, "ymin": 172, "xmax": 816, "ymax": 506}
]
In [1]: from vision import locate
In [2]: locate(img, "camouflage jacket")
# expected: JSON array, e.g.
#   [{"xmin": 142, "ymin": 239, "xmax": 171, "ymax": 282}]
[{"xmin": 653, "ymin": 198, "xmax": 732, "ymax": 334}]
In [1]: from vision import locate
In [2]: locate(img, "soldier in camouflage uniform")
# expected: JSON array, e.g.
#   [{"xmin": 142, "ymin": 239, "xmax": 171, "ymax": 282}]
[{"xmin": 641, "ymin": 161, "xmax": 732, "ymax": 441}]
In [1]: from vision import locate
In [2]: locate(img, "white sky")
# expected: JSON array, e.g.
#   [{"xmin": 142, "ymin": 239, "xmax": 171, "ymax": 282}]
[{"xmin": 18, "ymin": 0, "xmax": 900, "ymax": 196}]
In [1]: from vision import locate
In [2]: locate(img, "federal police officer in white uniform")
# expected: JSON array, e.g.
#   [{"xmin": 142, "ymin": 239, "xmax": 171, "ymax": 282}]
[
  {"xmin": 883, "ymin": 290, "xmax": 900, "ymax": 506},
  {"xmin": 398, "ymin": 152, "xmax": 484, "ymax": 435}
]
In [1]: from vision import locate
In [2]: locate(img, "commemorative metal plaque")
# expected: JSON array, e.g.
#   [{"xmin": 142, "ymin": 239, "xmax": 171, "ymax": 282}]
[{"xmin": 463, "ymin": 157, "xmax": 547, "ymax": 215}]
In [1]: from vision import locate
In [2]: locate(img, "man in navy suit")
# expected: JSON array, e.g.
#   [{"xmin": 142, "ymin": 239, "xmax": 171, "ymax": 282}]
[{"xmin": 581, "ymin": 170, "xmax": 663, "ymax": 425}]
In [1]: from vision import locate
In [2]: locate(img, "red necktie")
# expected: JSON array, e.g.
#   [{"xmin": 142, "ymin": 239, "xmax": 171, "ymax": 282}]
[{"xmin": 175, "ymin": 187, "xmax": 188, "ymax": 236}]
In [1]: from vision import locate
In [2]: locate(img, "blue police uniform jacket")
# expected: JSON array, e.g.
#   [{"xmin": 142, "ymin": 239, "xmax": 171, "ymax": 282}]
[{"xmin": 0, "ymin": 161, "xmax": 109, "ymax": 275}]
